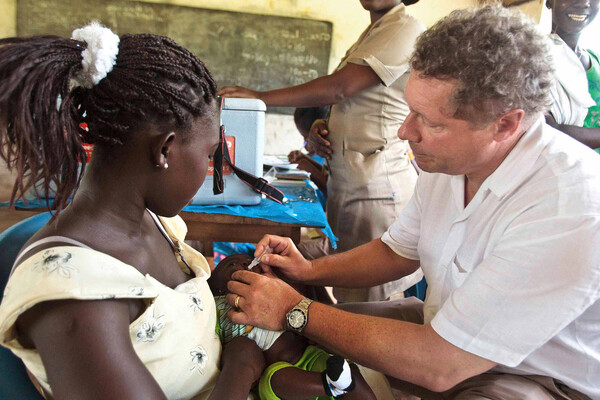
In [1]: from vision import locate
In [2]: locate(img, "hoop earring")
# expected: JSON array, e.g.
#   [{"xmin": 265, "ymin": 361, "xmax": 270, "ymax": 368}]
[{"xmin": 164, "ymin": 163, "xmax": 169, "ymax": 169}]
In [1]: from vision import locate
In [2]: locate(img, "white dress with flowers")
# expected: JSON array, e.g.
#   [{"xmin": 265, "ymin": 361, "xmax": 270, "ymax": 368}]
[{"xmin": 0, "ymin": 216, "xmax": 222, "ymax": 400}]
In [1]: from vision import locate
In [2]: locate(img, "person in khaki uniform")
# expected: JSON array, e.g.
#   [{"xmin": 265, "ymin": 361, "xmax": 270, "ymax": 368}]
[{"xmin": 220, "ymin": 0, "xmax": 425, "ymax": 302}]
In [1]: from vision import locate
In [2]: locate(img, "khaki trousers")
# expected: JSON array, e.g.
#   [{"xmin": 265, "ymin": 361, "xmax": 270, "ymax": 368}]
[{"xmin": 337, "ymin": 298, "xmax": 591, "ymax": 400}]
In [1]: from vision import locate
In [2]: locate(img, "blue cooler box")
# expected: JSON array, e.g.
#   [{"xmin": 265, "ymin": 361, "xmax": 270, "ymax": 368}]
[{"xmin": 191, "ymin": 98, "xmax": 266, "ymax": 205}]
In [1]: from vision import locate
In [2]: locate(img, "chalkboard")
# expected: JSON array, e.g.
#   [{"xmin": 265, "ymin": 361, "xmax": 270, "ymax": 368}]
[{"xmin": 17, "ymin": 0, "xmax": 333, "ymax": 114}]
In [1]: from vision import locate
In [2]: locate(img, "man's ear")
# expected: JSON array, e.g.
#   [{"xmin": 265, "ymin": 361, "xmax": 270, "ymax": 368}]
[
  {"xmin": 152, "ymin": 131, "xmax": 176, "ymax": 168},
  {"xmin": 493, "ymin": 109, "xmax": 525, "ymax": 143}
]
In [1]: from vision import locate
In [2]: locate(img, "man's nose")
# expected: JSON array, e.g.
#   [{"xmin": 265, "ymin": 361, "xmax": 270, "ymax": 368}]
[{"xmin": 398, "ymin": 112, "xmax": 420, "ymax": 142}]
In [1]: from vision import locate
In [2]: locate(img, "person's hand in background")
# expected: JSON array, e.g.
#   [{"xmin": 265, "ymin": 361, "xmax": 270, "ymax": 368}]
[
  {"xmin": 307, "ymin": 119, "xmax": 332, "ymax": 159},
  {"xmin": 218, "ymin": 86, "xmax": 261, "ymax": 99}
]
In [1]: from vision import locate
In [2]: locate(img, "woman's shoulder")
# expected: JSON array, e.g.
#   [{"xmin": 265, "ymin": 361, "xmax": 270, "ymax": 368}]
[
  {"xmin": 382, "ymin": 4, "xmax": 426, "ymax": 33},
  {"xmin": 0, "ymin": 244, "xmax": 159, "ymax": 346}
]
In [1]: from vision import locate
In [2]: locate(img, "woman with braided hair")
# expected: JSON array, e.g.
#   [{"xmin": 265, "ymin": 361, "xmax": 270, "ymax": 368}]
[{"xmin": 0, "ymin": 23, "xmax": 265, "ymax": 399}]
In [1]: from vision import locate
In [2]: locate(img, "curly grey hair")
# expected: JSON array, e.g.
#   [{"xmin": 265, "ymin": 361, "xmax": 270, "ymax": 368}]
[{"xmin": 410, "ymin": 5, "xmax": 554, "ymax": 127}]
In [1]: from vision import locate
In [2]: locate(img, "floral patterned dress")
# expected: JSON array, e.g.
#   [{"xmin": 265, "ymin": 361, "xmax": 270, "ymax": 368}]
[{"xmin": 0, "ymin": 216, "xmax": 222, "ymax": 400}]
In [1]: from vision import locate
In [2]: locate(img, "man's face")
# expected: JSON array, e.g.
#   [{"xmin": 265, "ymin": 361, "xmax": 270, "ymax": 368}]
[{"xmin": 398, "ymin": 73, "xmax": 499, "ymax": 176}]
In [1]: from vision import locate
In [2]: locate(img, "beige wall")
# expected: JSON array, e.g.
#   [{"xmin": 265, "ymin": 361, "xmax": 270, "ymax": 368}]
[
  {"xmin": 407, "ymin": 0, "xmax": 478, "ymax": 26},
  {"xmin": 0, "ymin": 0, "xmax": 15, "ymax": 38},
  {"xmin": 0, "ymin": 0, "xmax": 546, "ymax": 68},
  {"xmin": 0, "ymin": 0, "xmax": 371, "ymax": 73},
  {"xmin": 0, "ymin": 0, "xmax": 546, "ymax": 160},
  {"xmin": 407, "ymin": 0, "xmax": 544, "ymax": 25}
]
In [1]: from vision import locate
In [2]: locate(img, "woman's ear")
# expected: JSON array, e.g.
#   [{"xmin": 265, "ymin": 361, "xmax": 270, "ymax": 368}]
[{"xmin": 152, "ymin": 132, "xmax": 176, "ymax": 169}]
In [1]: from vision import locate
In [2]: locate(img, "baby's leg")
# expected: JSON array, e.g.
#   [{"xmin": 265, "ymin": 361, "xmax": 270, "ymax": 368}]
[
  {"xmin": 344, "ymin": 363, "xmax": 377, "ymax": 400},
  {"xmin": 267, "ymin": 365, "xmax": 332, "ymax": 399},
  {"xmin": 259, "ymin": 347, "xmax": 376, "ymax": 400}
]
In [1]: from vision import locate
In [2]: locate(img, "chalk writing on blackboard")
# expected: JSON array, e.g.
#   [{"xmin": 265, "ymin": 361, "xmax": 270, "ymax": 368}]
[{"xmin": 17, "ymin": 0, "xmax": 333, "ymax": 114}]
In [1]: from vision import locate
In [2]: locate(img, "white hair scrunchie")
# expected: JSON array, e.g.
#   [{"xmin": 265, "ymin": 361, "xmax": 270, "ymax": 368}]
[{"xmin": 70, "ymin": 21, "xmax": 120, "ymax": 89}]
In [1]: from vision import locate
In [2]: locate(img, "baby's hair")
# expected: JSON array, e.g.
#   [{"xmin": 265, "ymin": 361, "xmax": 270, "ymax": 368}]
[
  {"xmin": 0, "ymin": 30, "xmax": 217, "ymax": 214},
  {"xmin": 294, "ymin": 106, "xmax": 329, "ymax": 135}
]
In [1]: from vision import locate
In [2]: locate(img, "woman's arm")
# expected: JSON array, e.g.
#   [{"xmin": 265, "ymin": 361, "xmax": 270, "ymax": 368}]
[
  {"xmin": 555, "ymin": 125, "xmax": 600, "ymax": 148},
  {"xmin": 218, "ymin": 63, "xmax": 381, "ymax": 107},
  {"xmin": 19, "ymin": 299, "xmax": 262, "ymax": 400},
  {"xmin": 208, "ymin": 337, "xmax": 265, "ymax": 400},
  {"xmin": 545, "ymin": 113, "xmax": 600, "ymax": 148},
  {"xmin": 18, "ymin": 299, "xmax": 168, "ymax": 400}
]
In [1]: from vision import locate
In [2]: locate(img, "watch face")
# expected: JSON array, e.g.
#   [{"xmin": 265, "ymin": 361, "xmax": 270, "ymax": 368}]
[{"xmin": 288, "ymin": 309, "xmax": 306, "ymax": 329}]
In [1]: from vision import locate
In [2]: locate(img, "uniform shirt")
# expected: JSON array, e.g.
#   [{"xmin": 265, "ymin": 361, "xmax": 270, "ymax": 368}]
[
  {"xmin": 328, "ymin": 3, "xmax": 424, "ymax": 195},
  {"xmin": 382, "ymin": 118, "xmax": 600, "ymax": 399},
  {"xmin": 548, "ymin": 34, "xmax": 596, "ymax": 126}
]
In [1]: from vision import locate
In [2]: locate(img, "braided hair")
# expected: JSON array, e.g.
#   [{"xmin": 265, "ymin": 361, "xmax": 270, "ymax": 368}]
[{"xmin": 0, "ymin": 31, "xmax": 217, "ymax": 214}]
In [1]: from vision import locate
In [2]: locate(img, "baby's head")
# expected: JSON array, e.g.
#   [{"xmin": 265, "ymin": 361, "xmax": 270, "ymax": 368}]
[{"xmin": 208, "ymin": 254, "xmax": 258, "ymax": 295}]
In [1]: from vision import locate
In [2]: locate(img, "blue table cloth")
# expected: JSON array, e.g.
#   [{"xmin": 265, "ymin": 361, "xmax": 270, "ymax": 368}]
[
  {"xmin": 184, "ymin": 181, "xmax": 337, "ymax": 248},
  {"xmin": 2, "ymin": 181, "xmax": 337, "ymax": 248}
]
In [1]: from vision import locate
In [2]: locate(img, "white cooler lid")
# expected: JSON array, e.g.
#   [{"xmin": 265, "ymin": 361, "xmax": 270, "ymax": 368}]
[{"xmin": 222, "ymin": 98, "xmax": 266, "ymax": 112}]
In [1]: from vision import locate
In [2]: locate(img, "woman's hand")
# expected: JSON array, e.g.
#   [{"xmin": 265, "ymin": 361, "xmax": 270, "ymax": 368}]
[
  {"xmin": 218, "ymin": 86, "xmax": 261, "ymax": 99},
  {"xmin": 221, "ymin": 336, "xmax": 266, "ymax": 382},
  {"xmin": 209, "ymin": 337, "xmax": 265, "ymax": 400},
  {"xmin": 307, "ymin": 119, "xmax": 332, "ymax": 159}
]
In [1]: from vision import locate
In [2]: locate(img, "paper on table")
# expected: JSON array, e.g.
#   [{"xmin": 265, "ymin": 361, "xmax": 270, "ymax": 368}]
[{"xmin": 263, "ymin": 155, "xmax": 298, "ymax": 170}]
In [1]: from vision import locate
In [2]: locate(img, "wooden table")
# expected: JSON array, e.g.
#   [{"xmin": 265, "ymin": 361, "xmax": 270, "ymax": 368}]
[
  {"xmin": 180, "ymin": 211, "xmax": 308, "ymax": 254},
  {"xmin": 1, "ymin": 207, "xmax": 315, "ymax": 255}
]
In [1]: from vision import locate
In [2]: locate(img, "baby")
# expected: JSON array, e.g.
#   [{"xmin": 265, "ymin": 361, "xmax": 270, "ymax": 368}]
[{"xmin": 208, "ymin": 254, "xmax": 376, "ymax": 400}]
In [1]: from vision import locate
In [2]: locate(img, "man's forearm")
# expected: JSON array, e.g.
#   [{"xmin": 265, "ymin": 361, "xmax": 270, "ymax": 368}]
[
  {"xmin": 303, "ymin": 303, "xmax": 495, "ymax": 392},
  {"xmin": 306, "ymin": 239, "xmax": 420, "ymax": 288}
]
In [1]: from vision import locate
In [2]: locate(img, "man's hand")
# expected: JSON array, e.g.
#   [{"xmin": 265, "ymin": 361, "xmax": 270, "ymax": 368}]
[
  {"xmin": 253, "ymin": 234, "xmax": 315, "ymax": 282},
  {"xmin": 226, "ymin": 270, "xmax": 304, "ymax": 331},
  {"xmin": 218, "ymin": 86, "xmax": 261, "ymax": 99},
  {"xmin": 307, "ymin": 119, "xmax": 332, "ymax": 159}
]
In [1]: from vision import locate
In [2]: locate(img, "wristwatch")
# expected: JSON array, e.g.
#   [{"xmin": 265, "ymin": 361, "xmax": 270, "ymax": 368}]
[{"xmin": 286, "ymin": 297, "xmax": 313, "ymax": 334}]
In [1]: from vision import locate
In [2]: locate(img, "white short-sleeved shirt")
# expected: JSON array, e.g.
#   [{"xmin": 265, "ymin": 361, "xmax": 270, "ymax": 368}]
[
  {"xmin": 382, "ymin": 118, "xmax": 600, "ymax": 399},
  {"xmin": 548, "ymin": 34, "xmax": 595, "ymax": 126}
]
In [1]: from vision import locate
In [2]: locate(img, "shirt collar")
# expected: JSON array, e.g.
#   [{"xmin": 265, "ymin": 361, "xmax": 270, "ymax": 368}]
[
  {"xmin": 371, "ymin": 3, "xmax": 407, "ymax": 28},
  {"xmin": 480, "ymin": 116, "xmax": 551, "ymax": 199}
]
